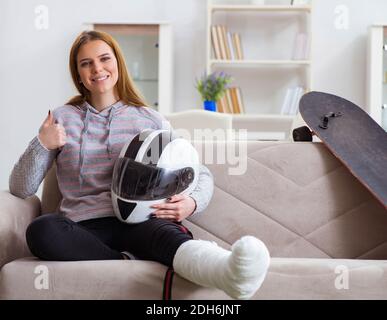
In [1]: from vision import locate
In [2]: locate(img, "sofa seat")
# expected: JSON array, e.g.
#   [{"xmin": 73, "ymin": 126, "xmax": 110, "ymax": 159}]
[{"xmin": 2, "ymin": 256, "xmax": 386, "ymax": 300}]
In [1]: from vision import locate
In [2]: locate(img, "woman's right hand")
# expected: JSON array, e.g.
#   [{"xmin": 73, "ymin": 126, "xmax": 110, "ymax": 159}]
[{"xmin": 38, "ymin": 111, "xmax": 67, "ymax": 150}]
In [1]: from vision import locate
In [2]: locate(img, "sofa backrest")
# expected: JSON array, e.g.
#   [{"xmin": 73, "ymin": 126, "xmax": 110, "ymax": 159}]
[
  {"xmin": 187, "ymin": 141, "xmax": 387, "ymax": 260},
  {"xmin": 41, "ymin": 162, "xmax": 61, "ymax": 214},
  {"xmin": 41, "ymin": 141, "xmax": 387, "ymax": 259}
]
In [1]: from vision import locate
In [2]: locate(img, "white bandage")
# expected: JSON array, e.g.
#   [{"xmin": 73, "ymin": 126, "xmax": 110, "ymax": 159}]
[{"xmin": 173, "ymin": 236, "xmax": 270, "ymax": 300}]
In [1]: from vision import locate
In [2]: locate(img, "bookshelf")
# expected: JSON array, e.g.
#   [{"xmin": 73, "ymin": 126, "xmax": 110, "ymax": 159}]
[
  {"xmin": 367, "ymin": 25, "xmax": 387, "ymax": 131},
  {"xmin": 206, "ymin": 0, "xmax": 313, "ymax": 139}
]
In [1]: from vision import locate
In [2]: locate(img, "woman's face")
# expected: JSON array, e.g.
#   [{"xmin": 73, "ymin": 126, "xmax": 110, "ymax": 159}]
[{"xmin": 77, "ymin": 40, "xmax": 119, "ymax": 98}]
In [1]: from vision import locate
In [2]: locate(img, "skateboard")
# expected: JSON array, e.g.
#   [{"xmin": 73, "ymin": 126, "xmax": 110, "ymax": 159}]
[{"xmin": 293, "ymin": 91, "xmax": 387, "ymax": 209}]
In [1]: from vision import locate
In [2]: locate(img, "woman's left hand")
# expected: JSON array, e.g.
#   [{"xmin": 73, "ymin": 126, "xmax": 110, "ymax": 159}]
[{"xmin": 150, "ymin": 194, "xmax": 196, "ymax": 222}]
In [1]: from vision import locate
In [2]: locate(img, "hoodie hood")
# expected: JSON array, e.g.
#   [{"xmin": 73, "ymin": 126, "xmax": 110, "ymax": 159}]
[{"xmin": 78, "ymin": 100, "xmax": 126, "ymax": 185}]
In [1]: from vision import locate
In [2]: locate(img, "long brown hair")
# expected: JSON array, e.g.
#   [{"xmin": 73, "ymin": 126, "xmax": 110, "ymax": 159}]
[{"xmin": 67, "ymin": 30, "xmax": 147, "ymax": 107}]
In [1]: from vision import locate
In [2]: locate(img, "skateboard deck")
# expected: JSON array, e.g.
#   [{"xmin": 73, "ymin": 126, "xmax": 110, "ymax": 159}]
[{"xmin": 296, "ymin": 91, "xmax": 387, "ymax": 209}]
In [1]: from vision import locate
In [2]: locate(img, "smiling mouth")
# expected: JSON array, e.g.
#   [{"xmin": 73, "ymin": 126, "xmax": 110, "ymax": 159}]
[{"xmin": 92, "ymin": 75, "xmax": 109, "ymax": 82}]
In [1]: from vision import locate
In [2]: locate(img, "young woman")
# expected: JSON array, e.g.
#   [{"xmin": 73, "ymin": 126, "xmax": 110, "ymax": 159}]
[{"xmin": 9, "ymin": 30, "xmax": 270, "ymax": 300}]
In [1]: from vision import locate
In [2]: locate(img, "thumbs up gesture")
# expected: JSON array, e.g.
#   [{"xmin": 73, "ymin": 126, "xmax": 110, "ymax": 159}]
[{"xmin": 38, "ymin": 111, "xmax": 67, "ymax": 150}]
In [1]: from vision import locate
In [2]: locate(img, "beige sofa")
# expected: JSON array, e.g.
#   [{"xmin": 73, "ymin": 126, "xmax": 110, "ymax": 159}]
[{"xmin": 1, "ymin": 141, "xmax": 387, "ymax": 299}]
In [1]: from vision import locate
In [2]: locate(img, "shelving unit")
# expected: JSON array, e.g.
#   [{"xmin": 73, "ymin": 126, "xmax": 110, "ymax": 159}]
[
  {"xmin": 367, "ymin": 25, "xmax": 387, "ymax": 130},
  {"xmin": 84, "ymin": 22, "xmax": 173, "ymax": 114},
  {"xmin": 206, "ymin": 0, "xmax": 313, "ymax": 139}
]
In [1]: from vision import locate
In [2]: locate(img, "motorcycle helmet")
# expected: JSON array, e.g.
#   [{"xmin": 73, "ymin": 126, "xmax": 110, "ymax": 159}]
[{"xmin": 111, "ymin": 129, "xmax": 200, "ymax": 223}]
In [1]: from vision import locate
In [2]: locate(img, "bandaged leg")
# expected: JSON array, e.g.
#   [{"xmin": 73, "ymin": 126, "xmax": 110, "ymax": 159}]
[{"xmin": 172, "ymin": 235, "xmax": 270, "ymax": 300}]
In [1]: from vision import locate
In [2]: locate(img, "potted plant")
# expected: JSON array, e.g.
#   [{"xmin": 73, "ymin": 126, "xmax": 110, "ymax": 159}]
[{"xmin": 195, "ymin": 71, "xmax": 233, "ymax": 112}]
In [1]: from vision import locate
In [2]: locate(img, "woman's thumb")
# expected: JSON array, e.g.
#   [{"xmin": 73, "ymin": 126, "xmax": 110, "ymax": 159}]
[{"xmin": 42, "ymin": 110, "xmax": 54, "ymax": 126}]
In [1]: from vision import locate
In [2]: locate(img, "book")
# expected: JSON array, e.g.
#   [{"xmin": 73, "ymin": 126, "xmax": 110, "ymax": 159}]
[
  {"xmin": 235, "ymin": 87, "xmax": 245, "ymax": 114},
  {"xmin": 292, "ymin": 33, "xmax": 309, "ymax": 60},
  {"xmin": 221, "ymin": 94, "xmax": 231, "ymax": 113},
  {"xmin": 216, "ymin": 25, "xmax": 227, "ymax": 60},
  {"xmin": 289, "ymin": 87, "xmax": 304, "ymax": 115},
  {"xmin": 233, "ymin": 33, "xmax": 242, "ymax": 60},
  {"xmin": 230, "ymin": 87, "xmax": 240, "ymax": 113},
  {"xmin": 280, "ymin": 87, "xmax": 304, "ymax": 115},
  {"xmin": 217, "ymin": 88, "xmax": 244, "ymax": 115},
  {"xmin": 227, "ymin": 32, "xmax": 235, "ymax": 60},
  {"xmin": 235, "ymin": 33, "xmax": 243, "ymax": 60},
  {"xmin": 225, "ymin": 89, "xmax": 234, "ymax": 113},
  {"xmin": 280, "ymin": 88, "xmax": 293, "ymax": 115},
  {"xmin": 217, "ymin": 96, "xmax": 225, "ymax": 113},
  {"xmin": 231, "ymin": 33, "xmax": 239, "ymax": 59},
  {"xmin": 221, "ymin": 26, "xmax": 231, "ymax": 60},
  {"xmin": 211, "ymin": 25, "xmax": 221, "ymax": 59}
]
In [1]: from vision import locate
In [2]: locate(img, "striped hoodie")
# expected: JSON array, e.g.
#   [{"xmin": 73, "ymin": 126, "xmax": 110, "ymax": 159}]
[{"xmin": 9, "ymin": 100, "xmax": 214, "ymax": 222}]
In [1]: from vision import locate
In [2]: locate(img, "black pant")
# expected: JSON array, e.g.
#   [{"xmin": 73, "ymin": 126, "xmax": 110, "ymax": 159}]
[{"xmin": 26, "ymin": 214, "xmax": 193, "ymax": 267}]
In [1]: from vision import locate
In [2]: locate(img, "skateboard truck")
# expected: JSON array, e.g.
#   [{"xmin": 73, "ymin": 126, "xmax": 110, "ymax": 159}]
[
  {"xmin": 319, "ymin": 112, "xmax": 343, "ymax": 129},
  {"xmin": 293, "ymin": 111, "xmax": 344, "ymax": 141}
]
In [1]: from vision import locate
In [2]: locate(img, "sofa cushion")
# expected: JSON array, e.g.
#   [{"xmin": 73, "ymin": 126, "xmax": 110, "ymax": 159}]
[
  {"xmin": 2, "ymin": 257, "xmax": 386, "ymax": 300},
  {"xmin": 255, "ymin": 257, "xmax": 387, "ymax": 300},
  {"xmin": 0, "ymin": 257, "xmax": 168, "ymax": 300},
  {"xmin": 189, "ymin": 142, "xmax": 387, "ymax": 259},
  {"xmin": 0, "ymin": 257, "xmax": 229, "ymax": 300}
]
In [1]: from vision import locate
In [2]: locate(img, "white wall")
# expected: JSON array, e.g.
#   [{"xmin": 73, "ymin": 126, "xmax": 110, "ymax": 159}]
[
  {"xmin": 1, "ymin": 0, "xmax": 386, "ymax": 191},
  {"xmin": 312, "ymin": 0, "xmax": 386, "ymax": 105}
]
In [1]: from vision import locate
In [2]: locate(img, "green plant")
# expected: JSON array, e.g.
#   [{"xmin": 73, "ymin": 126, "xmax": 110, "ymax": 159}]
[{"xmin": 195, "ymin": 71, "xmax": 233, "ymax": 101}]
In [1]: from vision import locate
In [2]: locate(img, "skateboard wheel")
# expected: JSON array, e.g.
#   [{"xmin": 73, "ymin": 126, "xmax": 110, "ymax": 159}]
[{"xmin": 293, "ymin": 126, "xmax": 313, "ymax": 142}]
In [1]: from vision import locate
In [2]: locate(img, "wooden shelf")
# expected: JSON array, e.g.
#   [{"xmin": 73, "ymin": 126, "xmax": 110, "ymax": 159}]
[
  {"xmin": 232, "ymin": 131, "xmax": 287, "ymax": 141},
  {"xmin": 231, "ymin": 113, "xmax": 295, "ymax": 120},
  {"xmin": 210, "ymin": 59, "xmax": 311, "ymax": 67},
  {"xmin": 210, "ymin": 5, "xmax": 312, "ymax": 13}
]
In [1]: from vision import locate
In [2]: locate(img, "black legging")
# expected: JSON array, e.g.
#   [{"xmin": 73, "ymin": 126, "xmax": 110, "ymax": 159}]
[{"xmin": 25, "ymin": 214, "xmax": 193, "ymax": 267}]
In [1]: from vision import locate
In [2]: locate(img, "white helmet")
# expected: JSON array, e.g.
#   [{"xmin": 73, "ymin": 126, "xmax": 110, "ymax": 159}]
[{"xmin": 111, "ymin": 129, "xmax": 199, "ymax": 223}]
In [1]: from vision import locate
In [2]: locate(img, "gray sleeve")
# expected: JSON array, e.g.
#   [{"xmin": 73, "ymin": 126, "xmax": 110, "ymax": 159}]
[
  {"xmin": 189, "ymin": 164, "xmax": 214, "ymax": 215},
  {"xmin": 9, "ymin": 136, "xmax": 58, "ymax": 199}
]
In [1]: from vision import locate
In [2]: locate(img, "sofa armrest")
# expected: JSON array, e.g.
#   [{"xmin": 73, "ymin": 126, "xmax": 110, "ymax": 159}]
[{"xmin": 0, "ymin": 191, "xmax": 41, "ymax": 268}]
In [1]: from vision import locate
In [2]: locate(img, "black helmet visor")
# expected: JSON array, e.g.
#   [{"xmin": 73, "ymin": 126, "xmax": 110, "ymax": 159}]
[{"xmin": 112, "ymin": 158, "xmax": 195, "ymax": 200}]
